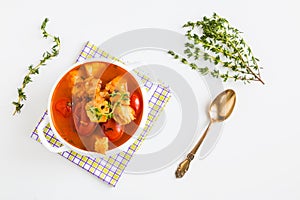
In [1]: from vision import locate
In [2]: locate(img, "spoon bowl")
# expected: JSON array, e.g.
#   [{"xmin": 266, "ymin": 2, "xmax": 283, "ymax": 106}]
[
  {"xmin": 175, "ymin": 89, "xmax": 236, "ymax": 178},
  {"xmin": 209, "ymin": 89, "xmax": 236, "ymax": 122}
]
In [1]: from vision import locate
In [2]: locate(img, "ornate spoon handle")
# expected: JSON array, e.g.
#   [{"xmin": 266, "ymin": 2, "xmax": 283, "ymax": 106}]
[{"xmin": 175, "ymin": 121, "xmax": 212, "ymax": 178}]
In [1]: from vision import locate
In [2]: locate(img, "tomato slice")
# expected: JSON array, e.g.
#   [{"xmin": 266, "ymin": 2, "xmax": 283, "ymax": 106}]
[
  {"xmin": 130, "ymin": 93, "xmax": 142, "ymax": 115},
  {"xmin": 55, "ymin": 98, "xmax": 72, "ymax": 118},
  {"xmin": 73, "ymin": 102, "xmax": 97, "ymax": 136},
  {"xmin": 101, "ymin": 119, "xmax": 124, "ymax": 142}
]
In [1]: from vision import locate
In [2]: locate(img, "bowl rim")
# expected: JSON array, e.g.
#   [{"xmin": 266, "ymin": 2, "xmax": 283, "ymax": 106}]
[{"xmin": 47, "ymin": 57, "xmax": 148, "ymax": 158}]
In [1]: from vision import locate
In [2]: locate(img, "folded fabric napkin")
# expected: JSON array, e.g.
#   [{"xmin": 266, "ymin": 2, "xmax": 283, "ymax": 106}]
[{"xmin": 31, "ymin": 41, "xmax": 171, "ymax": 186}]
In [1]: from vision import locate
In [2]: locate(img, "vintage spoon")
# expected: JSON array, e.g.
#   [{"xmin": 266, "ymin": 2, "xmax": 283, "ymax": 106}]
[{"xmin": 175, "ymin": 89, "xmax": 236, "ymax": 178}]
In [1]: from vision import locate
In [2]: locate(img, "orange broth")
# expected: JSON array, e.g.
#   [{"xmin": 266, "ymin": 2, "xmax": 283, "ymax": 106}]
[{"xmin": 50, "ymin": 61, "xmax": 144, "ymax": 151}]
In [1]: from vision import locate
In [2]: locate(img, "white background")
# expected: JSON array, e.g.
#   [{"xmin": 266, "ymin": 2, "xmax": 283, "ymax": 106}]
[{"xmin": 1, "ymin": 0, "xmax": 300, "ymax": 199}]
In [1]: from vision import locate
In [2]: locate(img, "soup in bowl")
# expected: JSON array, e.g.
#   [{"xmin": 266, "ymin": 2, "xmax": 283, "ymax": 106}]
[{"xmin": 39, "ymin": 59, "xmax": 146, "ymax": 157}]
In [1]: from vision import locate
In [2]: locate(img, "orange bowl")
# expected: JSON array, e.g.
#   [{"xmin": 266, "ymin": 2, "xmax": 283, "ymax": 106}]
[{"xmin": 45, "ymin": 58, "xmax": 147, "ymax": 157}]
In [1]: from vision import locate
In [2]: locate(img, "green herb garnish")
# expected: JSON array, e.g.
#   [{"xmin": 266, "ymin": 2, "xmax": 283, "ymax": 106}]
[
  {"xmin": 87, "ymin": 104, "xmax": 113, "ymax": 122},
  {"xmin": 12, "ymin": 18, "xmax": 61, "ymax": 115},
  {"xmin": 87, "ymin": 91, "xmax": 130, "ymax": 122},
  {"xmin": 168, "ymin": 13, "xmax": 264, "ymax": 84}
]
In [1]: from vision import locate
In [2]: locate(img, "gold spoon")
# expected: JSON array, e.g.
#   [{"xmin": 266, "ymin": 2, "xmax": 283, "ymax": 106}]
[{"xmin": 175, "ymin": 89, "xmax": 236, "ymax": 178}]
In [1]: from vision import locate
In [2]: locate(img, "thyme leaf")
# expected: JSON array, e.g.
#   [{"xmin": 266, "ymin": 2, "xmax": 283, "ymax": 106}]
[
  {"xmin": 169, "ymin": 13, "xmax": 264, "ymax": 84},
  {"xmin": 13, "ymin": 18, "xmax": 61, "ymax": 115}
]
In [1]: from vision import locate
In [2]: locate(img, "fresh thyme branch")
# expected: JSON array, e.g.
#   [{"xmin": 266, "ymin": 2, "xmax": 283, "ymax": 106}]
[
  {"xmin": 12, "ymin": 18, "xmax": 61, "ymax": 115},
  {"xmin": 168, "ymin": 13, "xmax": 264, "ymax": 84}
]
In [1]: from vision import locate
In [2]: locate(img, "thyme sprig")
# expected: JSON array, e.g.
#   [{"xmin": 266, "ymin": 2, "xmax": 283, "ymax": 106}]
[
  {"xmin": 12, "ymin": 18, "xmax": 61, "ymax": 115},
  {"xmin": 168, "ymin": 13, "xmax": 264, "ymax": 84},
  {"xmin": 88, "ymin": 104, "xmax": 113, "ymax": 122},
  {"xmin": 87, "ymin": 91, "xmax": 130, "ymax": 122}
]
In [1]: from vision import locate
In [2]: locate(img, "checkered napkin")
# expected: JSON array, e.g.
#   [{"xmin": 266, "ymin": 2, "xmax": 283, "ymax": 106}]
[{"xmin": 30, "ymin": 42, "xmax": 171, "ymax": 186}]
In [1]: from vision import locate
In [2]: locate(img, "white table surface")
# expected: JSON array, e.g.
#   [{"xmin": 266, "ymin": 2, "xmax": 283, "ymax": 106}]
[{"xmin": 1, "ymin": 0, "xmax": 300, "ymax": 199}]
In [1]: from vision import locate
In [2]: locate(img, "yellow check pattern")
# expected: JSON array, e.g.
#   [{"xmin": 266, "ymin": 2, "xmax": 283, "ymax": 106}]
[{"xmin": 31, "ymin": 42, "xmax": 171, "ymax": 186}]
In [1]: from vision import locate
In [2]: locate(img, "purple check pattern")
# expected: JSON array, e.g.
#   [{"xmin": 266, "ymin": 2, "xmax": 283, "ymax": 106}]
[{"xmin": 31, "ymin": 42, "xmax": 171, "ymax": 186}]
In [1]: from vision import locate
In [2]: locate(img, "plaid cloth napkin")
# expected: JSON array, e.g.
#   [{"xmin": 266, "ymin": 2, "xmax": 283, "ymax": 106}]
[{"xmin": 31, "ymin": 42, "xmax": 171, "ymax": 186}]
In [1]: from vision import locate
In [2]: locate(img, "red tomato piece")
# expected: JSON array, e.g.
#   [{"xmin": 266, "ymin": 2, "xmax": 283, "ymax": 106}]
[
  {"xmin": 73, "ymin": 102, "xmax": 97, "ymax": 136},
  {"xmin": 130, "ymin": 93, "xmax": 142, "ymax": 115},
  {"xmin": 55, "ymin": 98, "xmax": 72, "ymax": 118},
  {"xmin": 101, "ymin": 119, "xmax": 124, "ymax": 142}
]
